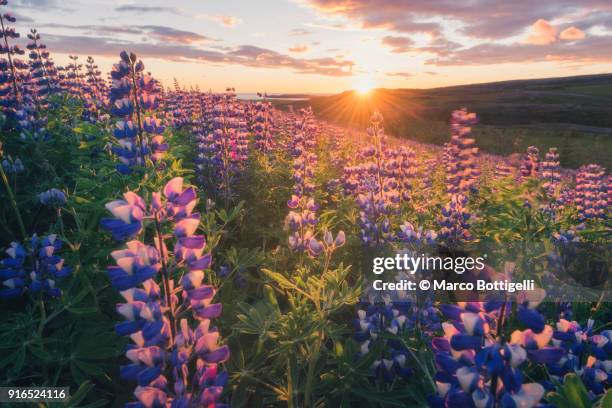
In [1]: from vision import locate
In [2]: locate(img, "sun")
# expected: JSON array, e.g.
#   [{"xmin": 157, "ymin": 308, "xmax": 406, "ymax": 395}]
[{"xmin": 354, "ymin": 77, "xmax": 375, "ymax": 95}]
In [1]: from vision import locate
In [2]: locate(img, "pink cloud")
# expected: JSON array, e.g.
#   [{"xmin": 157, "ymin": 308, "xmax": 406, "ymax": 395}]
[
  {"xmin": 524, "ymin": 19, "xmax": 557, "ymax": 45},
  {"xmin": 560, "ymin": 26, "xmax": 586, "ymax": 40},
  {"xmin": 289, "ymin": 44, "xmax": 310, "ymax": 53}
]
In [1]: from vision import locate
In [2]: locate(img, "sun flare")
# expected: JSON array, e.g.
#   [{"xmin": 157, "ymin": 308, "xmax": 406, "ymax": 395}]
[{"xmin": 354, "ymin": 77, "xmax": 374, "ymax": 94}]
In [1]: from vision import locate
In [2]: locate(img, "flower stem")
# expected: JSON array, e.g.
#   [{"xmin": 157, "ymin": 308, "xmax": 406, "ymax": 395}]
[{"xmin": 0, "ymin": 162, "xmax": 27, "ymax": 239}]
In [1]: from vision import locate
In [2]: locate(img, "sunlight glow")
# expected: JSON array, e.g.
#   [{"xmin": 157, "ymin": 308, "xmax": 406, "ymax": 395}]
[{"xmin": 354, "ymin": 76, "xmax": 375, "ymax": 94}]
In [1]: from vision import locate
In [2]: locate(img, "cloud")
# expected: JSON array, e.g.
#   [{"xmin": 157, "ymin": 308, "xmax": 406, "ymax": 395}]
[
  {"xmin": 522, "ymin": 20, "xmax": 587, "ymax": 45},
  {"xmin": 38, "ymin": 23, "xmax": 211, "ymax": 45},
  {"xmin": 11, "ymin": 0, "xmax": 72, "ymax": 12},
  {"xmin": 304, "ymin": 0, "xmax": 612, "ymax": 40},
  {"xmin": 115, "ymin": 5, "xmax": 181, "ymax": 14},
  {"xmin": 139, "ymin": 25, "xmax": 209, "ymax": 44},
  {"xmin": 524, "ymin": 19, "xmax": 557, "ymax": 45},
  {"xmin": 289, "ymin": 44, "xmax": 310, "ymax": 53},
  {"xmin": 560, "ymin": 26, "xmax": 586, "ymax": 40},
  {"xmin": 428, "ymin": 34, "xmax": 612, "ymax": 66},
  {"xmin": 385, "ymin": 71, "xmax": 413, "ymax": 77},
  {"xmin": 196, "ymin": 14, "xmax": 243, "ymax": 27},
  {"xmin": 41, "ymin": 34, "xmax": 355, "ymax": 77},
  {"xmin": 289, "ymin": 28, "xmax": 312, "ymax": 36},
  {"xmin": 381, "ymin": 36, "xmax": 414, "ymax": 53}
]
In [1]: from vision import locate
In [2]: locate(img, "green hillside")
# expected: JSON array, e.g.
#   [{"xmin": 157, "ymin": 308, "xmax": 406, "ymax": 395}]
[{"xmin": 276, "ymin": 73, "xmax": 612, "ymax": 168}]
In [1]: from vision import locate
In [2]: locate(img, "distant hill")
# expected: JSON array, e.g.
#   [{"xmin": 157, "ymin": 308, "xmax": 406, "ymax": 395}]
[{"xmin": 275, "ymin": 73, "xmax": 612, "ymax": 168}]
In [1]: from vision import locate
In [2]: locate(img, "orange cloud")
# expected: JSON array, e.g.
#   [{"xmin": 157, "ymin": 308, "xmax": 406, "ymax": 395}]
[
  {"xmin": 289, "ymin": 44, "xmax": 310, "ymax": 53},
  {"xmin": 560, "ymin": 26, "xmax": 586, "ymax": 41},
  {"xmin": 524, "ymin": 19, "xmax": 557, "ymax": 45}
]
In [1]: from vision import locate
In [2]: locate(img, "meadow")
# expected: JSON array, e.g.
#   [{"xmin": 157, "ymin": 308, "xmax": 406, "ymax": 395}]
[
  {"xmin": 292, "ymin": 74, "xmax": 612, "ymax": 169},
  {"xmin": 0, "ymin": 2, "xmax": 611, "ymax": 407}
]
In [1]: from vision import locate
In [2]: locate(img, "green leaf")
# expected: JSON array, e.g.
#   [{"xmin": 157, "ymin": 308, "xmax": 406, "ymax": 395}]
[
  {"xmin": 599, "ymin": 390, "xmax": 611, "ymax": 408},
  {"xmin": 261, "ymin": 268, "xmax": 295, "ymax": 290},
  {"xmin": 547, "ymin": 374, "xmax": 593, "ymax": 408},
  {"xmin": 66, "ymin": 380, "xmax": 93, "ymax": 407}
]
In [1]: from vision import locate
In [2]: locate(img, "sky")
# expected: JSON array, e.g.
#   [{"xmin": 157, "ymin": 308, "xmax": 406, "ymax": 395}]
[{"xmin": 6, "ymin": 0, "xmax": 612, "ymax": 93}]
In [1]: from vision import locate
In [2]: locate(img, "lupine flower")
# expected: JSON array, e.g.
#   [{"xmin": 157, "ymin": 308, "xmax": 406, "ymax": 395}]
[
  {"xmin": 445, "ymin": 109, "xmax": 480, "ymax": 195},
  {"xmin": 574, "ymin": 164, "xmax": 607, "ymax": 221},
  {"xmin": 397, "ymin": 222, "xmax": 437, "ymax": 246},
  {"xmin": 354, "ymin": 293, "xmax": 415, "ymax": 382},
  {"xmin": 429, "ymin": 295, "xmax": 564, "ymax": 408},
  {"xmin": 103, "ymin": 178, "xmax": 229, "ymax": 407},
  {"xmin": 250, "ymin": 99, "xmax": 275, "ymax": 155},
  {"xmin": 438, "ymin": 193, "xmax": 472, "ymax": 246},
  {"xmin": 341, "ymin": 111, "xmax": 411, "ymax": 246},
  {"xmin": 194, "ymin": 89, "xmax": 249, "ymax": 205},
  {"xmin": 110, "ymin": 51, "xmax": 167, "ymax": 174},
  {"xmin": 520, "ymin": 146, "xmax": 540, "ymax": 179},
  {"xmin": 0, "ymin": 0, "xmax": 24, "ymax": 110},
  {"xmin": 540, "ymin": 148, "xmax": 561, "ymax": 196},
  {"xmin": 38, "ymin": 188, "xmax": 66, "ymax": 207},
  {"xmin": 547, "ymin": 319, "xmax": 610, "ymax": 397},
  {"xmin": 0, "ymin": 234, "xmax": 71, "ymax": 298},
  {"xmin": 284, "ymin": 108, "xmax": 322, "ymax": 254},
  {"xmin": 2, "ymin": 155, "xmax": 23, "ymax": 173},
  {"xmin": 494, "ymin": 161, "xmax": 514, "ymax": 179}
]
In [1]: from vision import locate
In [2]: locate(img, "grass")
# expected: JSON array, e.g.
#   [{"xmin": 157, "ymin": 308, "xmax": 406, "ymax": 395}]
[{"xmin": 274, "ymin": 73, "xmax": 612, "ymax": 169}]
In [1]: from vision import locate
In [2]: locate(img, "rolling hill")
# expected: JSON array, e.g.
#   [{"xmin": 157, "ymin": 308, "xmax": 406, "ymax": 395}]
[{"xmin": 274, "ymin": 73, "xmax": 612, "ymax": 168}]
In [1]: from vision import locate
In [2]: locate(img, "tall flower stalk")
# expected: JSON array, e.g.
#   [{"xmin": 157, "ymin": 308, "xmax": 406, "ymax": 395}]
[{"xmin": 101, "ymin": 177, "xmax": 229, "ymax": 407}]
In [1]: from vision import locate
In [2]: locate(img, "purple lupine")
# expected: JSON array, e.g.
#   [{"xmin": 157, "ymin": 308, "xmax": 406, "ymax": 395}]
[
  {"xmin": 1, "ymin": 234, "xmax": 71, "ymax": 298},
  {"xmin": 83, "ymin": 55, "xmax": 108, "ymax": 122},
  {"xmin": 195, "ymin": 89, "xmax": 249, "ymax": 206},
  {"xmin": 540, "ymin": 148, "xmax": 560, "ymax": 196},
  {"xmin": 574, "ymin": 164, "xmax": 607, "ymax": 221},
  {"xmin": 103, "ymin": 177, "xmax": 229, "ymax": 407},
  {"xmin": 0, "ymin": 0, "xmax": 25, "ymax": 118},
  {"xmin": 110, "ymin": 51, "xmax": 168, "ymax": 174},
  {"xmin": 547, "ymin": 319, "xmax": 610, "ymax": 397},
  {"xmin": 251, "ymin": 99, "xmax": 275, "ymax": 156},
  {"xmin": 445, "ymin": 109, "xmax": 480, "ymax": 195},
  {"xmin": 284, "ymin": 108, "xmax": 322, "ymax": 254},
  {"xmin": 520, "ymin": 146, "xmax": 540, "ymax": 179},
  {"xmin": 494, "ymin": 161, "xmax": 514, "ymax": 179},
  {"xmin": 341, "ymin": 111, "xmax": 409, "ymax": 246},
  {"xmin": 438, "ymin": 193, "xmax": 472, "ymax": 246},
  {"xmin": 429, "ymin": 296, "xmax": 565, "ymax": 408}
]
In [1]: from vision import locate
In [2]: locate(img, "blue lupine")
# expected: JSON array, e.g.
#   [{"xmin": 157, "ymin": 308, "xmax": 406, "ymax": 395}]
[
  {"xmin": 354, "ymin": 293, "xmax": 415, "ymax": 382},
  {"xmin": 109, "ymin": 51, "xmax": 167, "ymax": 174},
  {"xmin": 1, "ymin": 234, "xmax": 71, "ymax": 298},
  {"xmin": 546, "ymin": 319, "xmax": 611, "ymax": 397},
  {"xmin": 429, "ymin": 295, "xmax": 565, "ymax": 408},
  {"xmin": 438, "ymin": 193, "xmax": 472, "ymax": 246},
  {"xmin": 194, "ymin": 89, "xmax": 249, "ymax": 205},
  {"xmin": 341, "ymin": 111, "xmax": 412, "ymax": 246},
  {"xmin": 103, "ymin": 177, "xmax": 229, "ymax": 407},
  {"xmin": 38, "ymin": 188, "xmax": 66, "ymax": 207},
  {"xmin": 2, "ymin": 155, "xmax": 23, "ymax": 173}
]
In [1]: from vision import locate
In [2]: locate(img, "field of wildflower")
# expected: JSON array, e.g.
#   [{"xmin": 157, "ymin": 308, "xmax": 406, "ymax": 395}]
[{"xmin": 0, "ymin": 1, "xmax": 610, "ymax": 407}]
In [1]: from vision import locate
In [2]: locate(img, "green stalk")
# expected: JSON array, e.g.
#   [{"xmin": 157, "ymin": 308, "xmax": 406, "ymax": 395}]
[
  {"xmin": 0, "ymin": 161, "xmax": 27, "ymax": 239},
  {"xmin": 287, "ymin": 354, "xmax": 295, "ymax": 408}
]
